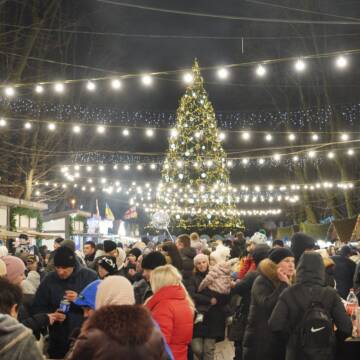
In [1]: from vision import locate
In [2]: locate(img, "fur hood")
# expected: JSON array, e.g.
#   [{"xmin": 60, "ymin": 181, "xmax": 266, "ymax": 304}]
[
  {"xmin": 258, "ymin": 258, "xmax": 281, "ymax": 286},
  {"xmin": 323, "ymin": 257, "xmax": 335, "ymax": 269}
]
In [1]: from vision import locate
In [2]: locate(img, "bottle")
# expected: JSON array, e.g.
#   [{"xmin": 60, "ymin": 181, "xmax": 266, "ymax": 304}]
[
  {"xmin": 346, "ymin": 289, "xmax": 359, "ymax": 337},
  {"xmin": 58, "ymin": 298, "xmax": 70, "ymax": 314}
]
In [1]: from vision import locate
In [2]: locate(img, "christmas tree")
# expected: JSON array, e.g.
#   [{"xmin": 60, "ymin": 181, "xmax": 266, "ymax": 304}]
[{"xmin": 147, "ymin": 60, "xmax": 243, "ymax": 232}]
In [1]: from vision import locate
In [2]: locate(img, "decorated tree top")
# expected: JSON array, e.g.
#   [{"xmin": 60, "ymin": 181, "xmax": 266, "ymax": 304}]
[{"xmin": 147, "ymin": 60, "xmax": 243, "ymax": 230}]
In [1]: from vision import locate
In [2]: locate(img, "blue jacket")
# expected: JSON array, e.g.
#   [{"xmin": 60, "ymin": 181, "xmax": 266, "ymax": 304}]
[{"xmin": 31, "ymin": 264, "xmax": 97, "ymax": 358}]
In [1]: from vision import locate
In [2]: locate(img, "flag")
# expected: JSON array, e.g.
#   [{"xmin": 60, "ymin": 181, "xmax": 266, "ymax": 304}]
[
  {"xmin": 124, "ymin": 207, "xmax": 137, "ymax": 220},
  {"xmin": 95, "ymin": 199, "xmax": 101, "ymax": 218},
  {"xmin": 105, "ymin": 203, "xmax": 115, "ymax": 221}
]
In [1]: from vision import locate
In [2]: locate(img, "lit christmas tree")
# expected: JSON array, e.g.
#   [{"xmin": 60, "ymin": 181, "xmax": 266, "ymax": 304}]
[{"xmin": 146, "ymin": 60, "xmax": 243, "ymax": 232}]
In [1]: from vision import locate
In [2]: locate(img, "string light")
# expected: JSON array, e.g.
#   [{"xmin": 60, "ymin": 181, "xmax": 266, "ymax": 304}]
[
  {"xmin": 137, "ymin": 164, "xmax": 143, "ymax": 171},
  {"xmin": 241, "ymin": 131, "xmax": 251, "ymax": 141},
  {"xmin": 347, "ymin": 149, "xmax": 355, "ymax": 156},
  {"xmin": 24, "ymin": 122, "xmax": 32, "ymax": 129},
  {"xmin": 150, "ymin": 163, "xmax": 157, "ymax": 170},
  {"xmin": 294, "ymin": 59, "xmax": 306, "ymax": 72},
  {"xmin": 335, "ymin": 55, "xmax": 348, "ymax": 69},
  {"xmin": 4, "ymin": 87, "xmax": 15, "ymax": 97},
  {"xmin": 170, "ymin": 128, "xmax": 178, "ymax": 138},
  {"xmin": 265, "ymin": 133, "xmax": 272, "ymax": 142},
  {"xmin": 327, "ymin": 152, "xmax": 335, "ymax": 159},
  {"xmin": 35, "ymin": 85, "xmax": 44, "ymax": 94},
  {"xmin": 311, "ymin": 133, "xmax": 319, "ymax": 141},
  {"xmin": 217, "ymin": 67, "xmax": 229, "ymax": 79},
  {"xmin": 183, "ymin": 72, "xmax": 194, "ymax": 84},
  {"xmin": 86, "ymin": 166, "xmax": 92, "ymax": 172},
  {"xmin": 340, "ymin": 133, "xmax": 349, "ymax": 141},
  {"xmin": 146, "ymin": 128, "xmax": 154, "ymax": 137},
  {"xmin": 0, "ymin": 118, "xmax": 7, "ymax": 127},
  {"xmin": 141, "ymin": 75, "xmax": 153, "ymax": 86},
  {"xmin": 72, "ymin": 125, "xmax": 81, "ymax": 134},
  {"xmin": 48, "ymin": 123, "xmax": 56, "ymax": 131},
  {"xmin": 308, "ymin": 150, "xmax": 316, "ymax": 158},
  {"xmin": 99, "ymin": 165, "xmax": 105, "ymax": 171},
  {"xmin": 219, "ymin": 132, "xmax": 226, "ymax": 141},
  {"xmin": 111, "ymin": 79, "xmax": 122, "ymax": 90},
  {"xmin": 273, "ymin": 153, "xmax": 281, "ymax": 161},
  {"xmin": 97, "ymin": 125, "xmax": 105, "ymax": 134},
  {"xmin": 255, "ymin": 64, "xmax": 266, "ymax": 77},
  {"xmin": 258, "ymin": 158, "xmax": 265, "ymax": 165},
  {"xmin": 288, "ymin": 133, "xmax": 296, "ymax": 141},
  {"xmin": 54, "ymin": 83, "xmax": 65, "ymax": 93},
  {"xmin": 122, "ymin": 128, "xmax": 130, "ymax": 136},
  {"xmin": 86, "ymin": 81, "xmax": 96, "ymax": 91},
  {"xmin": 292, "ymin": 155, "xmax": 299, "ymax": 162}
]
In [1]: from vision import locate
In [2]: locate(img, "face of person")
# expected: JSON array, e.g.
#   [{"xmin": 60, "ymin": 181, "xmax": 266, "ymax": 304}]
[
  {"xmin": 277, "ymin": 257, "xmax": 295, "ymax": 277},
  {"xmin": 128, "ymin": 254, "xmax": 137, "ymax": 264},
  {"xmin": 84, "ymin": 245, "xmax": 95, "ymax": 256},
  {"xmin": 175, "ymin": 240, "xmax": 184, "ymax": 250},
  {"xmin": 247, "ymin": 242, "xmax": 255, "ymax": 253},
  {"xmin": 196, "ymin": 260, "xmax": 209, "ymax": 273},
  {"xmin": 82, "ymin": 307, "xmax": 95, "ymax": 318},
  {"xmin": 143, "ymin": 269, "xmax": 152, "ymax": 281},
  {"xmin": 55, "ymin": 266, "xmax": 74, "ymax": 280},
  {"xmin": 107, "ymin": 249, "xmax": 118, "ymax": 258},
  {"xmin": 97, "ymin": 265, "xmax": 109, "ymax": 279},
  {"xmin": 54, "ymin": 242, "xmax": 61, "ymax": 250},
  {"xmin": 12, "ymin": 272, "xmax": 25, "ymax": 285}
]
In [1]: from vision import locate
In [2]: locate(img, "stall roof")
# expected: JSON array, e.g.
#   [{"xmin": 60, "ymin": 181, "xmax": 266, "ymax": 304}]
[
  {"xmin": 0, "ymin": 227, "xmax": 58, "ymax": 239},
  {"xmin": 0, "ymin": 195, "xmax": 48, "ymax": 211},
  {"xmin": 43, "ymin": 210, "xmax": 92, "ymax": 222}
]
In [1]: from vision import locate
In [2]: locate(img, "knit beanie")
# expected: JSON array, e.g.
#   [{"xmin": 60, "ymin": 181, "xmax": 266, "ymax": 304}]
[
  {"xmin": 210, "ymin": 244, "xmax": 230, "ymax": 264},
  {"xmin": 193, "ymin": 253, "xmax": 209, "ymax": 266},
  {"xmin": 128, "ymin": 247, "xmax": 142, "ymax": 260},
  {"xmin": 249, "ymin": 232, "xmax": 267, "ymax": 245},
  {"xmin": 97, "ymin": 256, "xmax": 117, "ymax": 274},
  {"xmin": 290, "ymin": 233, "xmax": 315, "ymax": 264},
  {"xmin": 103, "ymin": 240, "xmax": 117, "ymax": 253},
  {"xmin": 61, "ymin": 239, "xmax": 76, "ymax": 252},
  {"xmin": 54, "ymin": 246, "xmax": 76, "ymax": 267},
  {"xmin": 2, "ymin": 256, "xmax": 25, "ymax": 283},
  {"xmin": 269, "ymin": 247, "xmax": 294, "ymax": 264},
  {"xmin": 95, "ymin": 275, "xmax": 135, "ymax": 309},
  {"xmin": 141, "ymin": 251, "xmax": 166, "ymax": 270},
  {"xmin": 0, "ymin": 259, "xmax": 7, "ymax": 277},
  {"xmin": 252, "ymin": 244, "xmax": 271, "ymax": 266}
]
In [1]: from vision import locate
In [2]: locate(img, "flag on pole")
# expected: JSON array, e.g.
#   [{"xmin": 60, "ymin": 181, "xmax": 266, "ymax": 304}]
[
  {"xmin": 95, "ymin": 199, "xmax": 101, "ymax": 218},
  {"xmin": 124, "ymin": 207, "xmax": 138, "ymax": 220},
  {"xmin": 105, "ymin": 203, "xmax": 115, "ymax": 221}
]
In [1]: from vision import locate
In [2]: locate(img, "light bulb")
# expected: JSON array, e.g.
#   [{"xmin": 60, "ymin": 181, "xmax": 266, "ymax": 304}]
[
  {"xmin": 294, "ymin": 59, "xmax": 306, "ymax": 72},
  {"xmin": 111, "ymin": 79, "xmax": 122, "ymax": 89},
  {"xmin": 4, "ymin": 87, "xmax": 15, "ymax": 97},
  {"xmin": 35, "ymin": 85, "xmax": 44, "ymax": 94},
  {"xmin": 288, "ymin": 133, "xmax": 296, "ymax": 141},
  {"xmin": 122, "ymin": 128, "xmax": 130, "ymax": 136},
  {"xmin": 146, "ymin": 128, "xmax": 154, "ymax": 137},
  {"xmin": 141, "ymin": 75, "xmax": 153, "ymax": 86},
  {"xmin": 255, "ymin": 65, "xmax": 266, "ymax": 77},
  {"xmin": 219, "ymin": 132, "xmax": 226, "ymax": 141},
  {"xmin": 241, "ymin": 131, "xmax": 251, "ymax": 141},
  {"xmin": 327, "ymin": 152, "xmax": 335, "ymax": 159},
  {"xmin": 150, "ymin": 163, "xmax": 156, "ymax": 170},
  {"xmin": 335, "ymin": 55, "xmax": 348, "ymax": 69},
  {"xmin": 54, "ymin": 83, "xmax": 65, "ymax": 93},
  {"xmin": 0, "ymin": 118, "xmax": 7, "ymax": 127},
  {"xmin": 73, "ymin": 125, "xmax": 81, "ymax": 133},
  {"xmin": 347, "ymin": 149, "xmax": 354, "ymax": 156},
  {"xmin": 340, "ymin": 133, "xmax": 349, "ymax": 141},
  {"xmin": 273, "ymin": 153, "xmax": 281, "ymax": 161},
  {"xmin": 265, "ymin": 134, "xmax": 272, "ymax": 142},
  {"xmin": 86, "ymin": 166, "xmax": 92, "ymax": 172},
  {"xmin": 97, "ymin": 125, "xmax": 105, "ymax": 134},
  {"xmin": 308, "ymin": 150, "xmax": 316, "ymax": 158},
  {"xmin": 183, "ymin": 72, "xmax": 194, "ymax": 84},
  {"xmin": 258, "ymin": 158, "xmax": 265, "ymax": 165},
  {"xmin": 86, "ymin": 81, "xmax": 96, "ymax": 91},
  {"xmin": 24, "ymin": 122, "xmax": 32, "ymax": 129},
  {"xmin": 312, "ymin": 134, "xmax": 319, "ymax": 141},
  {"xmin": 292, "ymin": 155, "xmax": 299, "ymax": 162},
  {"xmin": 217, "ymin": 67, "xmax": 229, "ymax": 79},
  {"xmin": 48, "ymin": 123, "xmax": 56, "ymax": 131},
  {"xmin": 170, "ymin": 128, "xmax": 178, "ymax": 137}
]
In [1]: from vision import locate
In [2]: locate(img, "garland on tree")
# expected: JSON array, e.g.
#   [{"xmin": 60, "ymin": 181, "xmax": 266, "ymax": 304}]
[
  {"xmin": 9, "ymin": 207, "xmax": 42, "ymax": 233},
  {"xmin": 68, "ymin": 215, "xmax": 88, "ymax": 237}
]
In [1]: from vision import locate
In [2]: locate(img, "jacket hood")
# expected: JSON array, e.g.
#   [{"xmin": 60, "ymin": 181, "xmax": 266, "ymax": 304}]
[
  {"xmin": 181, "ymin": 247, "xmax": 196, "ymax": 259},
  {"xmin": 295, "ymin": 252, "xmax": 325, "ymax": 286},
  {"xmin": 215, "ymin": 262, "xmax": 231, "ymax": 274},
  {"xmin": 146, "ymin": 285, "xmax": 186, "ymax": 309},
  {"xmin": 258, "ymin": 258, "xmax": 280, "ymax": 286},
  {"xmin": 0, "ymin": 314, "xmax": 32, "ymax": 356}
]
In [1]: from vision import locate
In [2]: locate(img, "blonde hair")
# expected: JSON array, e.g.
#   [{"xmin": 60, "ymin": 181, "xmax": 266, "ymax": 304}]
[
  {"xmin": 150, "ymin": 264, "xmax": 195, "ymax": 312},
  {"xmin": 190, "ymin": 232, "xmax": 200, "ymax": 242}
]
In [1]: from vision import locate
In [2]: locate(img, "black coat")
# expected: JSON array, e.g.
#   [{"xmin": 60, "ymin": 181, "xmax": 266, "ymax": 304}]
[
  {"xmin": 242, "ymin": 259, "xmax": 288, "ymax": 360},
  {"xmin": 32, "ymin": 264, "xmax": 97, "ymax": 359},
  {"xmin": 179, "ymin": 247, "xmax": 196, "ymax": 285},
  {"xmin": 187, "ymin": 270, "xmax": 229, "ymax": 341},
  {"xmin": 269, "ymin": 252, "xmax": 352, "ymax": 360},
  {"xmin": 331, "ymin": 254, "xmax": 356, "ymax": 299}
]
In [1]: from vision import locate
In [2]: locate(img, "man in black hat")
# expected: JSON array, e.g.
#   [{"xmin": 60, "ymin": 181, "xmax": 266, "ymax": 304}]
[{"xmin": 32, "ymin": 246, "xmax": 97, "ymax": 359}]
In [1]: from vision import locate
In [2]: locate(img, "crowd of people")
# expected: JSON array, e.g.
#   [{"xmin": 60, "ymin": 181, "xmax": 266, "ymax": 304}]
[{"xmin": 0, "ymin": 231, "xmax": 360, "ymax": 360}]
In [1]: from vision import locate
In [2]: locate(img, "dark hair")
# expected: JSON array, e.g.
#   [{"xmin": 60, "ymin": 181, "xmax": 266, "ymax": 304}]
[
  {"xmin": 7, "ymin": 239, "xmax": 16, "ymax": 255},
  {"xmin": 162, "ymin": 242, "xmax": 183, "ymax": 271},
  {"xmin": 55, "ymin": 237, "xmax": 64, "ymax": 245},
  {"xmin": 85, "ymin": 241, "xmax": 96, "ymax": 249},
  {"xmin": 117, "ymin": 242, "xmax": 123, "ymax": 249},
  {"xmin": 0, "ymin": 278, "xmax": 23, "ymax": 314},
  {"xmin": 177, "ymin": 234, "xmax": 191, "ymax": 248},
  {"xmin": 19, "ymin": 234, "xmax": 28, "ymax": 241},
  {"xmin": 95, "ymin": 243, "xmax": 104, "ymax": 251},
  {"xmin": 272, "ymin": 240, "xmax": 284, "ymax": 248},
  {"xmin": 141, "ymin": 237, "xmax": 150, "ymax": 245}
]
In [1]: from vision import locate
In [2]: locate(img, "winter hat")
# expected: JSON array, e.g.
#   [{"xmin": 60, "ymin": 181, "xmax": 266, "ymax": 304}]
[
  {"xmin": 210, "ymin": 244, "xmax": 230, "ymax": 264},
  {"xmin": 141, "ymin": 251, "xmax": 166, "ymax": 270},
  {"xmin": 252, "ymin": 244, "xmax": 271, "ymax": 266},
  {"xmin": 0, "ymin": 259, "xmax": 7, "ymax": 277},
  {"xmin": 54, "ymin": 246, "xmax": 76, "ymax": 267},
  {"xmin": 19, "ymin": 234, "xmax": 29, "ymax": 245},
  {"xmin": 133, "ymin": 241, "xmax": 147, "ymax": 250},
  {"xmin": 193, "ymin": 253, "xmax": 209, "ymax": 266},
  {"xmin": 103, "ymin": 240, "xmax": 117, "ymax": 253},
  {"xmin": 269, "ymin": 247, "xmax": 294, "ymax": 264},
  {"xmin": 2, "ymin": 256, "xmax": 25, "ymax": 283},
  {"xmin": 21, "ymin": 271, "xmax": 40, "ymax": 295},
  {"xmin": 290, "ymin": 233, "xmax": 315, "ymax": 264},
  {"xmin": 0, "ymin": 245, "xmax": 8, "ymax": 257},
  {"xmin": 249, "ymin": 232, "xmax": 267, "ymax": 245},
  {"xmin": 339, "ymin": 245, "xmax": 352, "ymax": 258},
  {"xmin": 74, "ymin": 280, "xmax": 101, "ymax": 309},
  {"xmin": 61, "ymin": 239, "xmax": 76, "ymax": 252},
  {"xmin": 97, "ymin": 256, "xmax": 117, "ymax": 274},
  {"xmin": 96, "ymin": 275, "xmax": 135, "ymax": 309},
  {"xmin": 128, "ymin": 247, "xmax": 142, "ymax": 260}
]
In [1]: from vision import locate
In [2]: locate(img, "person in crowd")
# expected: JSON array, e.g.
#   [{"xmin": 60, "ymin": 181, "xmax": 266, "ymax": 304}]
[
  {"xmin": 61, "ymin": 240, "xmax": 86, "ymax": 266},
  {"xmin": 0, "ymin": 278, "xmax": 43, "ymax": 360},
  {"xmin": 269, "ymin": 252, "xmax": 352, "ymax": 360},
  {"xmin": 0, "ymin": 258, "xmax": 6, "ymax": 277},
  {"xmin": 316, "ymin": 248, "xmax": 336, "ymax": 288},
  {"xmin": 161, "ymin": 241, "xmax": 183, "ymax": 271},
  {"xmin": 237, "ymin": 232, "xmax": 267, "ymax": 279},
  {"xmin": 74, "ymin": 280, "xmax": 101, "ymax": 319},
  {"xmin": 94, "ymin": 243, "xmax": 105, "ymax": 258},
  {"xmin": 272, "ymin": 239, "xmax": 284, "ymax": 248},
  {"xmin": 2, "ymin": 255, "xmax": 54, "ymax": 338},
  {"xmin": 0, "ymin": 243, "xmax": 9, "ymax": 257},
  {"xmin": 188, "ymin": 253, "xmax": 230, "ymax": 360},
  {"xmin": 116, "ymin": 242, "xmax": 127, "ymax": 268},
  {"xmin": 190, "ymin": 232, "xmax": 202, "ymax": 252},
  {"xmin": 124, "ymin": 247, "xmax": 143, "ymax": 283},
  {"xmin": 32, "ymin": 246, "xmax": 97, "ymax": 359},
  {"xmin": 230, "ymin": 232, "xmax": 246, "ymax": 259},
  {"xmin": 83, "ymin": 241, "xmax": 96, "ymax": 268},
  {"xmin": 96, "ymin": 256, "xmax": 118, "ymax": 279},
  {"xmin": 146, "ymin": 264, "xmax": 194, "ymax": 360},
  {"xmin": 134, "ymin": 251, "xmax": 167, "ymax": 304},
  {"xmin": 230, "ymin": 244, "xmax": 270, "ymax": 360},
  {"xmin": 242, "ymin": 247, "xmax": 295, "ymax": 360},
  {"xmin": 6, "ymin": 238, "xmax": 16, "ymax": 255},
  {"xmin": 103, "ymin": 239, "xmax": 118, "ymax": 257},
  {"xmin": 327, "ymin": 245, "xmax": 337, "ymax": 257},
  {"xmin": 66, "ymin": 305, "xmax": 170, "ymax": 360},
  {"xmin": 38, "ymin": 245, "xmax": 48, "ymax": 261},
  {"xmin": 96, "ymin": 274, "xmax": 135, "ymax": 309},
  {"xmin": 331, "ymin": 245, "xmax": 356, "ymax": 299},
  {"xmin": 290, "ymin": 232, "xmax": 315, "ymax": 265},
  {"xmin": 176, "ymin": 234, "xmax": 197, "ymax": 286}
]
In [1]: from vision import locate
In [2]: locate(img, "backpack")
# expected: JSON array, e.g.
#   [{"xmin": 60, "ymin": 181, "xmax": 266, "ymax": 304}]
[{"xmin": 290, "ymin": 288, "xmax": 335, "ymax": 360}]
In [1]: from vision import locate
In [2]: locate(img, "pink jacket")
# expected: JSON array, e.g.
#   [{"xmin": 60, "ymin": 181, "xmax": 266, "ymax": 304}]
[{"xmin": 198, "ymin": 262, "xmax": 232, "ymax": 295}]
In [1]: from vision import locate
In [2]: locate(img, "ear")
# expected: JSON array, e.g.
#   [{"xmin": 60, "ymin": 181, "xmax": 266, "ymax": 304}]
[{"xmin": 10, "ymin": 304, "xmax": 18, "ymax": 319}]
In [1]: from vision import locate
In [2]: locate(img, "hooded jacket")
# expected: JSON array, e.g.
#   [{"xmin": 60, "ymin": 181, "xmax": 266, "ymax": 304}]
[
  {"xmin": 198, "ymin": 262, "xmax": 231, "ymax": 295},
  {"xmin": 179, "ymin": 247, "xmax": 196, "ymax": 285},
  {"xmin": 0, "ymin": 314, "xmax": 43, "ymax": 360},
  {"xmin": 32, "ymin": 263, "xmax": 97, "ymax": 358},
  {"xmin": 269, "ymin": 252, "xmax": 352, "ymax": 360},
  {"xmin": 146, "ymin": 285, "xmax": 193, "ymax": 360},
  {"xmin": 242, "ymin": 258, "xmax": 288, "ymax": 360}
]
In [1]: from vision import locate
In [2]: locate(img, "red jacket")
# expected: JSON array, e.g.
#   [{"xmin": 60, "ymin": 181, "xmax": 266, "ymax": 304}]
[
  {"xmin": 237, "ymin": 256, "xmax": 256, "ymax": 279},
  {"xmin": 146, "ymin": 285, "xmax": 193, "ymax": 360}
]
